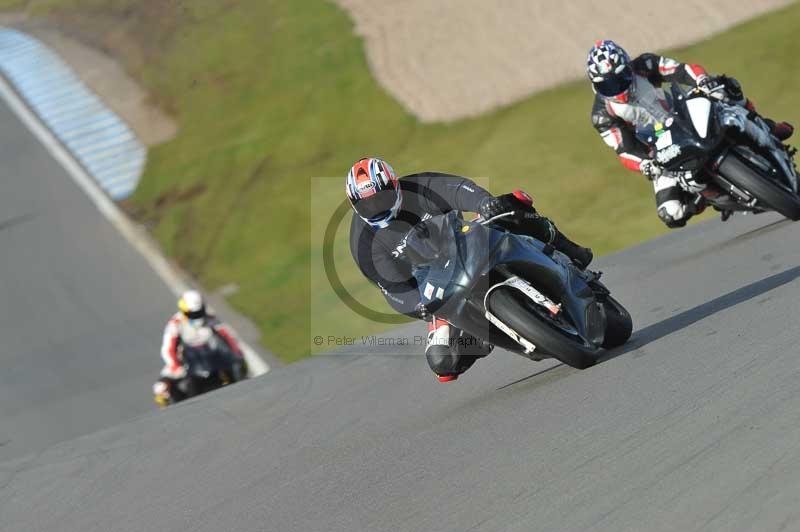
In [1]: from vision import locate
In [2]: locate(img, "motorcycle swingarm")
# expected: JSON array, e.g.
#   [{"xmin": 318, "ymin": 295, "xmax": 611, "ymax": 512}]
[{"xmin": 483, "ymin": 276, "xmax": 561, "ymax": 355}]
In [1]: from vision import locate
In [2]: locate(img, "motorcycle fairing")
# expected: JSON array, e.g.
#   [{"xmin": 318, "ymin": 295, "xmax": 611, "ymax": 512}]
[{"xmin": 408, "ymin": 212, "xmax": 603, "ymax": 349}]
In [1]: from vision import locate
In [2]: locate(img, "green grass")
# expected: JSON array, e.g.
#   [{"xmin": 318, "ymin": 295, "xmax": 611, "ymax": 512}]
[{"xmin": 10, "ymin": 0, "xmax": 800, "ymax": 362}]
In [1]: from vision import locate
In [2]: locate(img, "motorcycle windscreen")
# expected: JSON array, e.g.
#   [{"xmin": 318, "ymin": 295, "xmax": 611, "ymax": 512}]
[
  {"xmin": 404, "ymin": 219, "xmax": 447, "ymax": 265},
  {"xmin": 407, "ymin": 212, "xmax": 496, "ymax": 313},
  {"xmin": 182, "ymin": 337, "xmax": 233, "ymax": 377}
]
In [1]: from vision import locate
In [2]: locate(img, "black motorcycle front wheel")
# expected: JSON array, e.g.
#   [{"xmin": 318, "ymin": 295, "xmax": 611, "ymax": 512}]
[
  {"xmin": 487, "ymin": 287, "xmax": 599, "ymax": 369},
  {"xmin": 719, "ymin": 152, "xmax": 800, "ymax": 221},
  {"xmin": 601, "ymin": 296, "xmax": 633, "ymax": 348}
]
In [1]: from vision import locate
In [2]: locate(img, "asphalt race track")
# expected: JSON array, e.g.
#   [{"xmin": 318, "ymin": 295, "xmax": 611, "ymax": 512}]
[
  {"xmin": 3, "ymin": 101, "xmax": 800, "ymax": 530},
  {"xmin": 0, "ymin": 98, "xmax": 176, "ymax": 463}
]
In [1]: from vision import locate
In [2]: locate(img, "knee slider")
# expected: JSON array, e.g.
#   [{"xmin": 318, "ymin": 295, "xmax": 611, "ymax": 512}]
[
  {"xmin": 657, "ymin": 205, "xmax": 687, "ymax": 228},
  {"xmin": 426, "ymin": 345, "xmax": 460, "ymax": 376},
  {"xmin": 658, "ymin": 199, "xmax": 686, "ymax": 218}
]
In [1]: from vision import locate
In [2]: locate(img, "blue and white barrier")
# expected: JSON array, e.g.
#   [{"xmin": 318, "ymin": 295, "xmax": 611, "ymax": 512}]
[{"xmin": 0, "ymin": 28, "xmax": 145, "ymax": 200}]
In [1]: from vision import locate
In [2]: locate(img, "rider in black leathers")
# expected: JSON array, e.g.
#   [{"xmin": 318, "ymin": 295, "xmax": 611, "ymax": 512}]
[{"xmin": 347, "ymin": 157, "xmax": 592, "ymax": 381}]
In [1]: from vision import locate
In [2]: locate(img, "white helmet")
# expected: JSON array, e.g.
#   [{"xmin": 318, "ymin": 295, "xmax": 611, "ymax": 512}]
[{"xmin": 178, "ymin": 290, "xmax": 206, "ymax": 320}]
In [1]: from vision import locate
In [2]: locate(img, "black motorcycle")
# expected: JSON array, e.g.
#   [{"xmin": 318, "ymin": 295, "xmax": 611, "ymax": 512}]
[
  {"xmin": 405, "ymin": 211, "xmax": 632, "ymax": 369},
  {"xmin": 161, "ymin": 334, "xmax": 247, "ymax": 406},
  {"xmin": 636, "ymin": 82, "xmax": 800, "ymax": 220}
]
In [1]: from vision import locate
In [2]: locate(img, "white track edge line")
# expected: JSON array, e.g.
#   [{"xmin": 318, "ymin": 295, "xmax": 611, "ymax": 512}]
[{"xmin": 0, "ymin": 74, "xmax": 270, "ymax": 377}]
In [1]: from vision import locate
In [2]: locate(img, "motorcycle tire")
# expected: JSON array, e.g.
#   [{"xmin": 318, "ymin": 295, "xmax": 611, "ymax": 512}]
[
  {"xmin": 719, "ymin": 152, "xmax": 800, "ymax": 221},
  {"xmin": 601, "ymin": 296, "xmax": 633, "ymax": 348},
  {"xmin": 487, "ymin": 287, "xmax": 598, "ymax": 369}
]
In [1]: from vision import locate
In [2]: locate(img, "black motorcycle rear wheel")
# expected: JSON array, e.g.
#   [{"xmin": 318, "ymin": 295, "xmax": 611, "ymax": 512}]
[
  {"xmin": 719, "ymin": 152, "xmax": 800, "ymax": 220},
  {"xmin": 487, "ymin": 287, "xmax": 599, "ymax": 369}
]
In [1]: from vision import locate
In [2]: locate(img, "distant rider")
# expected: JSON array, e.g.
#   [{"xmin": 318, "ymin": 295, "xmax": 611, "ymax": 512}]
[
  {"xmin": 347, "ymin": 157, "xmax": 593, "ymax": 382},
  {"xmin": 587, "ymin": 39, "xmax": 794, "ymax": 228},
  {"xmin": 152, "ymin": 290, "xmax": 245, "ymax": 406}
]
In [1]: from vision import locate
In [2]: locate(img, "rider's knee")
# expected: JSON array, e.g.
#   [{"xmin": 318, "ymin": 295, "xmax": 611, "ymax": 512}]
[
  {"xmin": 657, "ymin": 200, "xmax": 689, "ymax": 228},
  {"xmin": 426, "ymin": 345, "xmax": 461, "ymax": 376}
]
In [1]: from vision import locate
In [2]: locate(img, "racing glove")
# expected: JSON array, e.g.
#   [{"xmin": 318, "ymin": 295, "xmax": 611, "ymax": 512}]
[
  {"xmin": 478, "ymin": 191, "xmax": 536, "ymax": 222},
  {"xmin": 153, "ymin": 381, "xmax": 172, "ymax": 407},
  {"xmin": 640, "ymin": 159, "xmax": 662, "ymax": 180},
  {"xmin": 697, "ymin": 76, "xmax": 725, "ymax": 100},
  {"xmin": 478, "ymin": 195, "xmax": 515, "ymax": 221},
  {"xmin": 715, "ymin": 75, "xmax": 744, "ymax": 103},
  {"xmin": 414, "ymin": 302, "xmax": 433, "ymax": 322}
]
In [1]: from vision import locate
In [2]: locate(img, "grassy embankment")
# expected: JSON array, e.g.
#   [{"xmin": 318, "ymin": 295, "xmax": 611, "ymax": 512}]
[{"xmin": 4, "ymin": 0, "xmax": 800, "ymax": 361}]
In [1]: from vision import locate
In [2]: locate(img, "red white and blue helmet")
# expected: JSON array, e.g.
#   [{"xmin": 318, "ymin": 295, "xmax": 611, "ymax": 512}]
[
  {"xmin": 346, "ymin": 157, "xmax": 401, "ymax": 229},
  {"xmin": 587, "ymin": 40, "xmax": 633, "ymax": 100}
]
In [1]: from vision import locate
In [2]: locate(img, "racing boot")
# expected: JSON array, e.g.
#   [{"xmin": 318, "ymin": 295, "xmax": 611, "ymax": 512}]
[
  {"xmin": 764, "ymin": 118, "xmax": 794, "ymax": 142},
  {"xmin": 552, "ymin": 231, "xmax": 593, "ymax": 270},
  {"xmin": 744, "ymin": 98, "xmax": 793, "ymax": 141}
]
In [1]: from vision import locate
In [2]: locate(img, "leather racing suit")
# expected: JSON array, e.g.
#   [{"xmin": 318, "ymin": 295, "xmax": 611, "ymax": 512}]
[
  {"xmin": 590, "ymin": 53, "xmax": 790, "ymax": 227},
  {"xmin": 154, "ymin": 312, "xmax": 244, "ymax": 404},
  {"xmin": 349, "ymin": 172, "xmax": 583, "ymax": 380}
]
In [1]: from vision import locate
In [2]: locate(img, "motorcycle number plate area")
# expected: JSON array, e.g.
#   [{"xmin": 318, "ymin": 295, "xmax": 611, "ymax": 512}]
[
  {"xmin": 503, "ymin": 276, "xmax": 561, "ymax": 315},
  {"xmin": 655, "ymin": 129, "xmax": 673, "ymax": 150},
  {"xmin": 484, "ymin": 310, "xmax": 537, "ymax": 354},
  {"xmin": 483, "ymin": 276, "xmax": 564, "ymax": 355},
  {"xmin": 657, "ymin": 145, "xmax": 681, "ymax": 165}
]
